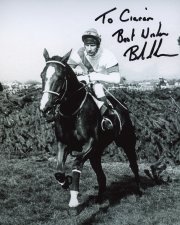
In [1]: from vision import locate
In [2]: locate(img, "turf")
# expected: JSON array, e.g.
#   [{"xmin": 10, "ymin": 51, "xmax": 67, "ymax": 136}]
[{"xmin": 0, "ymin": 155, "xmax": 179, "ymax": 225}]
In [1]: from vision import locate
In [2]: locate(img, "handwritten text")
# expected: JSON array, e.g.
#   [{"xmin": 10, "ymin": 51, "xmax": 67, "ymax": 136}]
[{"xmin": 95, "ymin": 7, "xmax": 179, "ymax": 61}]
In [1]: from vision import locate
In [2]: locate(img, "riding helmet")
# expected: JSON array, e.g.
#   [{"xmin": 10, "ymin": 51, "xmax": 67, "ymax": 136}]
[{"xmin": 82, "ymin": 28, "xmax": 101, "ymax": 45}]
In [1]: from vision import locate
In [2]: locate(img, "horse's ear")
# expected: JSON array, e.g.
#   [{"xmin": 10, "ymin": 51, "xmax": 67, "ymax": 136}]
[
  {"xmin": 43, "ymin": 48, "xmax": 49, "ymax": 61},
  {"xmin": 61, "ymin": 49, "xmax": 72, "ymax": 63}
]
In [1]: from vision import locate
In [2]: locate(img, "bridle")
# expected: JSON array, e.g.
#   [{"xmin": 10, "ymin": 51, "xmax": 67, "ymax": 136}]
[
  {"xmin": 43, "ymin": 60, "xmax": 67, "ymax": 101},
  {"xmin": 42, "ymin": 59, "xmax": 88, "ymax": 117}
]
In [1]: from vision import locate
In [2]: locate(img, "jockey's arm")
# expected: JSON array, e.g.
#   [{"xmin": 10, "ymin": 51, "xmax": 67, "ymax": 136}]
[
  {"xmin": 70, "ymin": 64, "xmax": 88, "ymax": 76},
  {"xmin": 89, "ymin": 71, "xmax": 120, "ymax": 84},
  {"xmin": 69, "ymin": 64, "xmax": 120, "ymax": 84},
  {"xmin": 69, "ymin": 64, "xmax": 90, "ymax": 82}
]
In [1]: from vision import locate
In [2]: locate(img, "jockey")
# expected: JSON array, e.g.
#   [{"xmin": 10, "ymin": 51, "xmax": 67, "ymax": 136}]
[{"xmin": 68, "ymin": 28, "xmax": 120, "ymax": 130}]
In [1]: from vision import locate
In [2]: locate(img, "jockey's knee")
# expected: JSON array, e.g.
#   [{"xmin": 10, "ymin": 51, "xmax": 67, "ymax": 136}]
[{"xmin": 92, "ymin": 82, "xmax": 105, "ymax": 99}]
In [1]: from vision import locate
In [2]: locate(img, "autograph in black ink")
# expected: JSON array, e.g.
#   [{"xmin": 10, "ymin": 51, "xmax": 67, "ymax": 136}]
[
  {"xmin": 95, "ymin": 7, "xmax": 179, "ymax": 61},
  {"xmin": 95, "ymin": 7, "xmax": 154, "ymax": 24},
  {"xmin": 123, "ymin": 38, "xmax": 178, "ymax": 61}
]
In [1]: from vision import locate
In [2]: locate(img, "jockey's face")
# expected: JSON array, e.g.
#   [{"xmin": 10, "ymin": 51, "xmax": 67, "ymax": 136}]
[{"xmin": 84, "ymin": 38, "xmax": 99, "ymax": 56}]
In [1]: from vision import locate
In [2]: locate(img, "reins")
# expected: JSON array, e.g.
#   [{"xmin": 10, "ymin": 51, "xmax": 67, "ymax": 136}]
[
  {"xmin": 57, "ymin": 82, "xmax": 97, "ymax": 118},
  {"xmin": 43, "ymin": 60, "xmax": 90, "ymax": 118},
  {"xmin": 58, "ymin": 90, "xmax": 88, "ymax": 118},
  {"xmin": 103, "ymin": 86, "xmax": 128, "ymax": 111},
  {"xmin": 43, "ymin": 79, "xmax": 67, "ymax": 104},
  {"xmin": 43, "ymin": 59, "xmax": 127, "ymax": 118}
]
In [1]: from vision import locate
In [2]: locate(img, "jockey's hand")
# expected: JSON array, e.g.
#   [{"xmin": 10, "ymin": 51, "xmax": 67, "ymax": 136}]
[
  {"xmin": 88, "ymin": 71, "xmax": 98, "ymax": 82},
  {"xmin": 73, "ymin": 67, "xmax": 84, "ymax": 76},
  {"xmin": 77, "ymin": 75, "xmax": 90, "ymax": 84}
]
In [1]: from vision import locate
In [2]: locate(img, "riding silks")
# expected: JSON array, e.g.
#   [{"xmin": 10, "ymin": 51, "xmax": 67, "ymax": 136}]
[{"xmin": 77, "ymin": 47, "xmax": 95, "ymax": 73}]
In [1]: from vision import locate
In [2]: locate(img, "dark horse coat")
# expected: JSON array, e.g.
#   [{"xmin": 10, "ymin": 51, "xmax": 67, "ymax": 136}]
[{"xmin": 40, "ymin": 48, "xmax": 142, "ymax": 207}]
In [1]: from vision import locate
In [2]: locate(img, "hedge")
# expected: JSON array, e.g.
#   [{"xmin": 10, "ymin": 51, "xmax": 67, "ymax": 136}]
[{"xmin": 0, "ymin": 86, "xmax": 180, "ymax": 164}]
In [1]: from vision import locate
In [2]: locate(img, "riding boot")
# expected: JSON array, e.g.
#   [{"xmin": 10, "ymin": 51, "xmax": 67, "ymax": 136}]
[{"xmin": 99, "ymin": 96, "xmax": 114, "ymax": 131}]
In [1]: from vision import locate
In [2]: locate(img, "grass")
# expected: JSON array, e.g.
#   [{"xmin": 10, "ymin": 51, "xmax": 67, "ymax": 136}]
[{"xmin": 0, "ymin": 154, "xmax": 180, "ymax": 225}]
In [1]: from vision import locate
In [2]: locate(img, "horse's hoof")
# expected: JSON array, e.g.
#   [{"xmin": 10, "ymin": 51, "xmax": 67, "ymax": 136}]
[
  {"xmin": 68, "ymin": 207, "xmax": 79, "ymax": 216},
  {"xmin": 68, "ymin": 203, "xmax": 84, "ymax": 216},
  {"xmin": 95, "ymin": 193, "xmax": 107, "ymax": 205},
  {"xmin": 98, "ymin": 199, "xmax": 110, "ymax": 212},
  {"xmin": 62, "ymin": 175, "xmax": 72, "ymax": 190}
]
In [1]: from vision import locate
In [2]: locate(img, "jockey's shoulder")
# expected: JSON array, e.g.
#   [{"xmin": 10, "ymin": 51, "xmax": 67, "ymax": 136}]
[{"xmin": 102, "ymin": 48, "xmax": 114, "ymax": 55}]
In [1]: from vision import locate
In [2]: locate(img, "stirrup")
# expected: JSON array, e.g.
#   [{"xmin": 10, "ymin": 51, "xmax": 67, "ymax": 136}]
[{"xmin": 101, "ymin": 117, "xmax": 113, "ymax": 131}]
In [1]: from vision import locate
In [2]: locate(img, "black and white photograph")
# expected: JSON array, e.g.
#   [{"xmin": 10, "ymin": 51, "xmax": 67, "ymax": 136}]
[{"xmin": 0, "ymin": 0, "xmax": 180, "ymax": 224}]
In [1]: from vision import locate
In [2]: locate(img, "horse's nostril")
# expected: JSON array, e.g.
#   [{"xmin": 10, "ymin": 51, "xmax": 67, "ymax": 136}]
[{"xmin": 40, "ymin": 111, "xmax": 45, "ymax": 117}]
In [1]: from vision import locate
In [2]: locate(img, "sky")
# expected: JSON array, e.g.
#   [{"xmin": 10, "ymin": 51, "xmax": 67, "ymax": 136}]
[{"xmin": 0, "ymin": 0, "xmax": 180, "ymax": 82}]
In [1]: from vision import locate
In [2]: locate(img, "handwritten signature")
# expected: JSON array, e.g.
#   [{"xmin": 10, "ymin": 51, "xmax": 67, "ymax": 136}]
[{"xmin": 95, "ymin": 7, "xmax": 179, "ymax": 61}]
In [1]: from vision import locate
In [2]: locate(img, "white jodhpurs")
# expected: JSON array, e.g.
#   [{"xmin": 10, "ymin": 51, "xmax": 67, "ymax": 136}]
[
  {"xmin": 92, "ymin": 82, "xmax": 105, "ymax": 99},
  {"xmin": 91, "ymin": 83, "xmax": 105, "ymax": 109}
]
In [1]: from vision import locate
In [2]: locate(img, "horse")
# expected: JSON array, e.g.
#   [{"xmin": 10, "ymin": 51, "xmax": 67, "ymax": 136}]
[{"xmin": 40, "ymin": 48, "xmax": 142, "ymax": 208}]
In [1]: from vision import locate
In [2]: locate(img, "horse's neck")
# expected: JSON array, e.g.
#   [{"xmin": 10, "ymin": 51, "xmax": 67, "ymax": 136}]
[
  {"xmin": 66, "ymin": 68, "xmax": 83, "ymax": 94},
  {"xmin": 59, "ymin": 69, "xmax": 86, "ymax": 115}
]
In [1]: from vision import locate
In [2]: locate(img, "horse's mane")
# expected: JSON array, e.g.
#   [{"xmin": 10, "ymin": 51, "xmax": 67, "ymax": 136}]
[{"xmin": 50, "ymin": 55, "xmax": 81, "ymax": 88}]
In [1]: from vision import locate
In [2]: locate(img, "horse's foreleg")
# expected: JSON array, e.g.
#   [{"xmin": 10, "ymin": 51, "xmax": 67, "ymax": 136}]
[
  {"xmin": 68, "ymin": 158, "xmax": 84, "ymax": 207},
  {"xmin": 69, "ymin": 170, "xmax": 81, "ymax": 207},
  {"xmin": 54, "ymin": 142, "xmax": 68, "ymax": 188},
  {"xmin": 69, "ymin": 139, "xmax": 94, "ymax": 207}
]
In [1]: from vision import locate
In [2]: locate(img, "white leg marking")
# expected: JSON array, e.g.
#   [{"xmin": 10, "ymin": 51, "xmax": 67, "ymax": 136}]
[
  {"xmin": 69, "ymin": 190, "xmax": 80, "ymax": 207},
  {"xmin": 72, "ymin": 169, "xmax": 82, "ymax": 174},
  {"xmin": 58, "ymin": 181, "xmax": 65, "ymax": 186}
]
